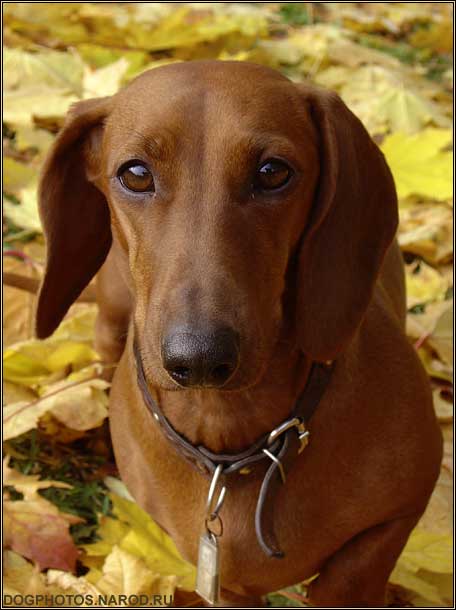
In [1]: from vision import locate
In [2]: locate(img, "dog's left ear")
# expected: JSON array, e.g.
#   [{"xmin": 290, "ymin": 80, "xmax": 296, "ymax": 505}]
[{"xmin": 295, "ymin": 86, "xmax": 399, "ymax": 361}]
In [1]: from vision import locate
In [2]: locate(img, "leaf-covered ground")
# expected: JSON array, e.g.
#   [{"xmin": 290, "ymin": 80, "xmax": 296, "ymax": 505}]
[{"xmin": 3, "ymin": 3, "xmax": 453, "ymax": 607}]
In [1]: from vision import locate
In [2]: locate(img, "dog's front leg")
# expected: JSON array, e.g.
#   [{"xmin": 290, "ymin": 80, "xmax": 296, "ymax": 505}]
[{"xmin": 307, "ymin": 512, "xmax": 422, "ymax": 607}]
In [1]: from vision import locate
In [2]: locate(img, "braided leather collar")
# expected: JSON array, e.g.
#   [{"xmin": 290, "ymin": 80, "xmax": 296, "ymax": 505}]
[{"xmin": 134, "ymin": 341, "xmax": 334, "ymax": 558}]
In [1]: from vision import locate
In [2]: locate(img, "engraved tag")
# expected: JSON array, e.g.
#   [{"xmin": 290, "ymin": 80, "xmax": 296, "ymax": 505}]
[{"xmin": 195, "ymin": 532, "xmax": 220, "ymax": 605}]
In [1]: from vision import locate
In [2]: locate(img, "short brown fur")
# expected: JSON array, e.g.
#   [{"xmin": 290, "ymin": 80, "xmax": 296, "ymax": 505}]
[{"xmin": 36, "ymin": 61, "xmax": 442, "ymax": 607}]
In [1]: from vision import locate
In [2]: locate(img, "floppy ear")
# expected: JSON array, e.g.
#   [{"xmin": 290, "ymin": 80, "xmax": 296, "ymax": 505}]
[
  {"xmin": 296, "ymin": 86, "xmax": 398, "ymax": 361},
  {"xmin": 36, "ymin": 97, "xmax": 113, "ymax": 339}
]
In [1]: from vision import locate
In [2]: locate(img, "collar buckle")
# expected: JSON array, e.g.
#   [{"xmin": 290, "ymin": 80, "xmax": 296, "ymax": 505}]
[{"xmin": 267, "ymin": 416, "xmax": 310, "ymax": 454}]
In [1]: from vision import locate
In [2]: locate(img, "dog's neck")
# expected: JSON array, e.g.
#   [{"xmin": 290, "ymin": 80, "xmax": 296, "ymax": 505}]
[{"xmin": 141, "ymin": 339, "xmax": 311, "ymax": 454}]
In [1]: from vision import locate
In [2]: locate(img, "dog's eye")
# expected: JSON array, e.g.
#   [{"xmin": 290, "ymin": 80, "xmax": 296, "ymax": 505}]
[
  {"xmin": 255, "ymin": 159, "xmax": 292, "ymax": 191},
  {"xmin": 118, "ymin": 162, "xmax": 155, "ymax": 193}
]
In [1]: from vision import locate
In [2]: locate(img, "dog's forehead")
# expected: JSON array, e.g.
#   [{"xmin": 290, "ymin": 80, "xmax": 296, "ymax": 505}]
[{"xmin": 107, "ymin": 61, "xmax": 308, "ymax": 138}]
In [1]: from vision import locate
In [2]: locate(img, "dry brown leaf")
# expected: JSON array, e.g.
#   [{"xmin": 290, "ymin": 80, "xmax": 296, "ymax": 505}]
[
  {"xmin": 4, "ymin": 496, "xmax": 82, "ymax": 571},
  {"xmin": 399, "ymin": 204, "xmax": 453, "ymax": 265},
  {"xmin": 3, "ymin": 257, "xmax": 39, "ymax": 347}
]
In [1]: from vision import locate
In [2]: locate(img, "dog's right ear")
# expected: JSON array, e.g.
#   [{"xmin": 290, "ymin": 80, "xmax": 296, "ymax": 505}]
[{"xmin": 36, "ymin": 96, "xmax": 113, "ymax": 339}]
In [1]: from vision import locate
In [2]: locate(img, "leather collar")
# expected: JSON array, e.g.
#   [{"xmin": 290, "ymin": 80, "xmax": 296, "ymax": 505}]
[{"xmin": 134, "ymin": 341, "xmax": 334, "ymax": 558}]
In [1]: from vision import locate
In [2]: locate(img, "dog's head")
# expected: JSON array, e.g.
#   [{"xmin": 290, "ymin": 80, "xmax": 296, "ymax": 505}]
[{"xmin": 36, "ymin": 61, "xmax": 397, "ymax": 391}]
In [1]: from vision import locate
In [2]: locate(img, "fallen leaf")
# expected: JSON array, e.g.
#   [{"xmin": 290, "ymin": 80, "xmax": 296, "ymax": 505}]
[
  {"xmin": 335, "ymin": 65, "xmax": 451, "ymax": 135},
  {"xmin": 433, "ymin": 389, "xmax": 453, "ymax": 424},
  {"xmin": 390, "ymin": 563, "xmax": 446, "ymax": 605},
  {"xmin": 95, "ymin": 545, "xmax": 176, "ymax": 600},
  {"xmin": 3, "ymin": 257, "xmax": 38, "ymax": 347},
  {"xmin": 14, "ymin": 125, "xmax": 55, "ymax": 155},
  {"xmin": 419, "ymin": 423, "xmax": 453, "ymax": 537},
  {"xmin": 4, "ymin": 185, "xmax": 42, "ymax": 232},
  {"xmin": 45, "ymin": 569, "xmax": 100, "ymax": 597},
  {"xmin": 3, "ymin": 381, "xmax": 37, "ymax": 405},
  {"xmin": 48, "ymin": 379, "xmax": 109, "ymax": 431},
  {"xmin": 3, "ymin": 157, "xmax": 38, "ymax": 194},
  {"xmin": 4, "ymin": 496, "xmax": 81, "ymax": 571},
  {"xmin": 406, "ymin": 301, "xmax": 452, "ymax": 341},
  {"xmin": 104, "ymin": 477, "xmax": 135, "ymax": 501},
  {"xmin": 4, "ymin": 457, "xmax": 72, "ymax": 500},
  {"xmin": 3, "ymin": 309, "xmax": 99, "ymax": 388},
  {"xmin": 409, "ymin": 20, "xmax": 453, "ymax": 55},
  {"xmin": 83, "ymin": 493, "xmax": 196, "ymax": 591},
  {"xmin": 418, "ymin": 347, "xmax": 452, "ymax": 383},
  {"xmin": 398, "ymin": 203, "xmax": 452, "ymax": 265},
  {"xmin": 3, "ymin": 550, "xmax": 89, "ymax": 602},
  {"xmin": 427, "ymin": 304, "xmax": 453, "ymax": 366},
  {"xmin": 3, "ymin": 87, "xmax": 79, "ymax": 128},
  {"xmin": 83, "ymin": 57, "xmax": 130, "ymax": 99},
  {"xmin": 382, "ymin": 129, "xmax": 453, "ymax": 200},
  {"xmin": 3, "ymin": 378, "xmax": 109, "ymax": 441},
  {"xmin": 398, "ymin": 529, "xmax": 452, "ymax": 575},
  {"xmin": 4, "ymin": 47, "xmax": 84, "ymax": 95},
  {"xmin": 405, "ymin": 261, "xmax": 449, "ymax": 309},
  {"xmin": 408, "ymin": 570, "xmax": 453, "ymax": 607},
  {"xmin": 3, "ymin": 551, "xmax": 48, "ymax": 598},
  {"xmin": 375, "ymin": 87, "xmax": 449, "ymax": 135},
  {"xmin": 392, "ymin": 528, "xmax": 453, "ymax": 606}
]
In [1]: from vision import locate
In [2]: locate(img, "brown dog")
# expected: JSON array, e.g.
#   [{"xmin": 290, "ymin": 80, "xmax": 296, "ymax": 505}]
[{"xmin": 35, "ymin": 61, "xmax": 442, "ymax": 607}]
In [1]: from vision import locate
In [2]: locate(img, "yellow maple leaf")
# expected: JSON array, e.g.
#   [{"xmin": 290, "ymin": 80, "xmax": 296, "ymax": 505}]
[
  {"xmin": 4, "ymin": 47, "xmax": 84, "ymax": 95},
  {"xmin": 381, "ymin": 129, "xmax": 453, "ymax": 200},
  {"xmin": 95, "ymin": 546, "xmax": 177, "ymax": 600},
  {"xmin": 390, "ymin": 563, "xmax": 446, "ymax": 605},
  {"xmin": 399, "ymin": 529, "xmax": 453, "ymax": 574},
  {"xmin": 392, "ymin": 528, "xmax": 453, "ymax": 606},
  {"xmin": 83, "ymin": 492, "xmax": 196, "ymax": 592},
  {"xmin": 375, "ymin": 88, "xmax": 447, "ymax": 135},
  {"xmin": 332, "ymin": 65, "xmax": 451, "ymax": 136},
  {"xmin": 3, "ymin": 309, "xmax": 99, "ymax": 388}
]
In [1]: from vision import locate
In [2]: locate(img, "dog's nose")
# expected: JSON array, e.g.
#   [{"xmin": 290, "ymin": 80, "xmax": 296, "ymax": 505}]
[{"xmin": 162, "ymin": 327, "xmax": 240, "ymax": 388}]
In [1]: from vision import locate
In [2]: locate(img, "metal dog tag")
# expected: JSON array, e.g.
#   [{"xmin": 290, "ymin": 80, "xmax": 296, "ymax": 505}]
[{"xmin": 196, "ymin": 531, "xmax": 220, "ymax": 605}]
